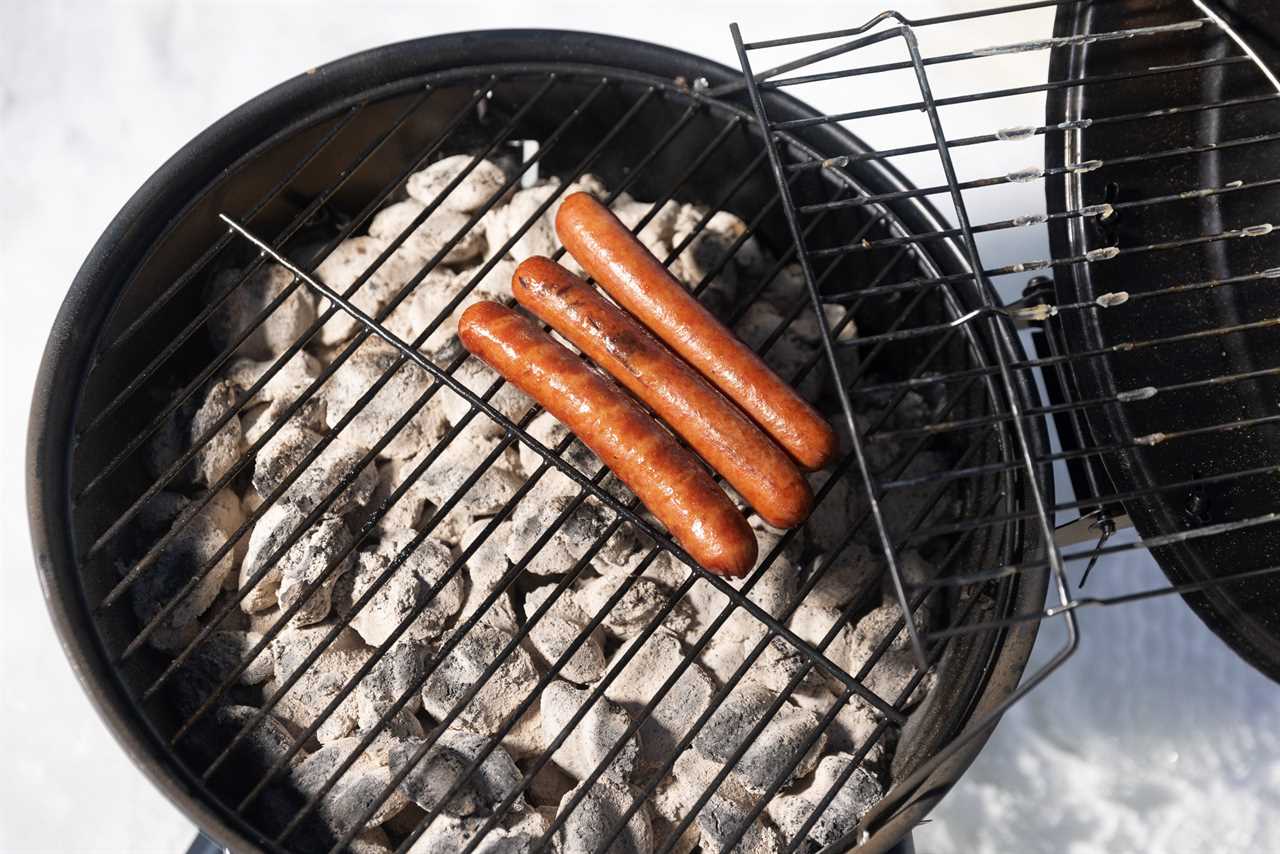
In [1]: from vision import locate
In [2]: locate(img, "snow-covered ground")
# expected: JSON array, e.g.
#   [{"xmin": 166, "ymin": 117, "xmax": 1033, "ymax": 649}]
[{"xmin": 3, "ymin": 2, "xmax": 1278, "ymax": 852}]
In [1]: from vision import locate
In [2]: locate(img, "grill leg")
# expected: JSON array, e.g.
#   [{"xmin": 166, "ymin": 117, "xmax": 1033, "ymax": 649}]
[{"xmin": 184, "ymin": 831, "xmax": 227, "ymax": 854}]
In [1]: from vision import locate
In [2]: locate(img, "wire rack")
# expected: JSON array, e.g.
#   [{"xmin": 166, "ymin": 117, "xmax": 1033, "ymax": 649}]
[{"xmin": 55, "ymin": 2, "xmax": 1280, "ymax": 853}]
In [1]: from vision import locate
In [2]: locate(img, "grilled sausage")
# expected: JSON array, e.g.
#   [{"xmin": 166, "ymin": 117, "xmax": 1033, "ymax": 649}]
[
  {"xmin": 511, "ymin": 256, "xmax": 814, "ymax": 528},
  {"xmin": 555, "ymin": 192, "xmax": 839, "ymax": 471},
  {"xmin": 457, "ymin": 300, "xmax": 758, "ymax": 576}
]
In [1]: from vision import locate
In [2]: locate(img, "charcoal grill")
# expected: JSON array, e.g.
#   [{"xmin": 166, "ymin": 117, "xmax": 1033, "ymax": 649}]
[{"xmin": 26, "ymin": 4, "xmax": 1280, "ymax": 854}]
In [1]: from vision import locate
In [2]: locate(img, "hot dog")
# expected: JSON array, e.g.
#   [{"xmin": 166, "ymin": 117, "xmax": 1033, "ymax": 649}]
[
  {"xmin": 457, "ymin": 300, "xmax": 758, "ymax": 577},
  {"xmin": 555, "ymin": 192, "xmax": 839, "ymax": 471},
  {"xmin": 511, "ymin": 256, "xmax": 814, "ymax": 529}
]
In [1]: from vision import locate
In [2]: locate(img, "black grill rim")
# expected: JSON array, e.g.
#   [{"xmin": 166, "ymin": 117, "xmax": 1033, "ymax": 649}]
[{"xmin": 28, "ymin": 29, "xmax": 1049, "ymax": 854}]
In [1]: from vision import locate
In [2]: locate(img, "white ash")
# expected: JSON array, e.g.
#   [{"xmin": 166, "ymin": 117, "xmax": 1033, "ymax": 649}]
[
  {"xmin": 350, "ymin": 531, "xmax": 461, "ymax": 646},
  {"xmin": 288, "ymin": 735, "xmax": 410, "ymax": 832},
  {"xmin": 541, "ymin": 680, "xmax": 639, "ymax": 783},
  {"xmin": 420, "ymin": 620, "xmax": 540, "ymax": 738},
  {"xmin": 702, "ymin": 633, "xmax": 821, "ymax": 697},
  {"xmin": 406, "ymin": 155, "xmax": 509, "ymax": 214},
  {"xmin": 767, "ymin": 753, "xmax": 882, "ymax": 848},
  {"xmin": 505, "ymin": 480, "xmax": 639, "ymax": 577},
  {"xmin": 251, "ymin": 423, "xmax": 378, "ymax": 515},
  {"xmin": 556, "ymin": 779, "xmax": 653, "ymax": 854},
  {"xmin": 439, "ymin": 355, "xmax": 535, "ymax": 438},
  {"xmin": 390, "ymin": 728, "xmax": 526, "ymax": 817},
  {"xmin": 604, "ymin": 629, "xmax": 717, "ymax": 776},
  {"xmin": 787, "ymin": 603, "xmax": 862, "ymax": 700},
  {"xmin": 319, "ymin": 339, "xmax": 450, "ymax": 460},
  {"xmin": 371, "ymin": 457, "xmax": 430, "ymax": 535},
  {"xmin": 189, "ymin": 380, "xmax": 245, "ymax": 488},
  {"xmin": 127, "ymin": 492, "xmax": 242, "ymax": 652},
  {"xmin": 693, "ymin": 681, "xmax": 826, "ymax": 794},
  {"xmin": 573, "ymin": 574, "xmax": 692, "ymax": 642},
  {"xmin": 269, "ymin": 622, "xmax": 363, "ymax": 683},
  {"xmin": 524, "ymin": 585, "xmax": 607, "ymax": 684},
  {"xmin": 368, "ymin": 200, "xmax": 485, "ymax": 267},
  {"xmin": 733, "ymin": 301, "xmax": 821, "ymax": 401},
  {"xmin": 846, "ymin": 601, "xmax": 933, "ymax": 707},
  {"xmin": 205, "ymin": 262, "xmax": 318, "ymax": 360}
]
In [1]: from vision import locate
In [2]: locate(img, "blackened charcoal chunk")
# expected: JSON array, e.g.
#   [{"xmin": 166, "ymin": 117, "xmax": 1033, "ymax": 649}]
[
  {"xmin": 390, "ymin": 728, "xmax": 525, "ymax": 816},
  {"xmin": 693, "ymin": 682, "xmax": 826, "ymax": 794}
]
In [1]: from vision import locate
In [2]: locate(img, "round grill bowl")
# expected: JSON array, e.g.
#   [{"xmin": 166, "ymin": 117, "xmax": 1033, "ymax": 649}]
[{"xmin": 28, "ymin": 30, "xmax": 1048, "ymax": 854}]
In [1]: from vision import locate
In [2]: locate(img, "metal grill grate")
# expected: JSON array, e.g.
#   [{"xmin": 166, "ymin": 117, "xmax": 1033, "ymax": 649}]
[{"xmin": 45, "ymin": 3, "xmax": 1280, "ymax": 853}]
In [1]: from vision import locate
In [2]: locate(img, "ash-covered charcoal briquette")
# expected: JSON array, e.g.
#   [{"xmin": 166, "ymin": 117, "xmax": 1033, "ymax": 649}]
[
  {"xmin": 189, "ymin": 379, "xmax": 245, "ymax": 488},
  {"xmin": 319, "ymin": 339, "xmax": 451, "ymax": 461},
  {"xmin": 803, "ymin": 467, "xmax": 869, "ymax": 556},
  {"xmin": 420, "ymin": 620, "xmax": 540, "ymax": 737},
  {"xmin": 651, "ymin": 750, "xmax": 715, "ymax": 854},
  {"xmin": 406, "ymin": 155, "xmax": 509, "ymax": 213},
  {"xmin": 275, "ymin": 513, "xmax": 354, "ymax": 627},
  {"xmin": 556, "ymin": 779, "xmax": 653, "ymax": 854},
  {"xmin": 846, "ymin": 601, "xmax": 934, "ymax": 707},
  {"xmin": 412, "ymin": 420, "xmax": 525, "ymax": 519},
  {"xmin": 604, "ymin": 629, "xmax": 716, "ymax": 776},
  {"xmin": 269, "ymin": 622, "xmax": 364, "ymax": 683},
  {"xmin": 348, "ymin": 531, "xmax": 462, "ymax": 646},
  {"xmin": 802, "ymin": 540, "xmax": 882, "ymax": 611},
  {"xmin": 205, "ymin": 262, "xmax": 318, "ymax": 360},
  {"xmin": 389, "ymin": 261, "xmax": 517, "ymax": 355},
  {"xmin": 732, "ymin": 301, "xmax": 821, "ymax": 401},
  {"xmin": 612, "ymin": 197, "xmax": 679, "ymax": 259},
  {"xmin": 250, "ymin": 423, "xmax": 378, "ymax": 515},
  {"xmin": 439, "ymin": 355, "xmax": 536, "ymax": 438},
  {"xmin": 505, "ymin": 481, "xmax": 638, "ymax": 577},
  {"xmin": 238, "ymin": 502, "xmax": 347, "ymax": 621},
  {"xmin": 224, "ymin": 350, "xmax": 324, "ymax": 405},
  {"xmin": 693, "ymin": 681, "xmax": 827, "ymax": 794},
  {"xmin": 573, "ymin": 574, "xmax": 692, "ymax": 641},
  {"xmin": 288, "ymin": 735, "xmax": 410, "ymax": 833},
  {"xmin": 390, "ymin": 727, "xmax": 526, "ymax": 816},
  {"xmin": 312, "ymin": 236, "xmax": 414, "ymax": 347},
  {"xmin": 458, "ymin": 519, "xmax": 520, "ymax": 631},
  {"xmin": 127, "ymin": 491, "xmax": 244, "ymax": 652},
  {"xmin": 767, "ymin": 753, "xmax": 883, "ymax": 848},
  {"xmin": 212, "ymin": 704, "xmax": 301, "ymax": 772},
  {"xmin": 695, "ymin": 774, "xmax": 785, "ymax": 854},
  {"xmin": 368, "ymin": 201, "xmax": 486, "ymax": 267},
  {"xmin": 272, "ymin": 644, "xmax": 371, "ymax": 743},
  {"xmin": 524, "ymin": 585, "xmax": 607, "ymax": 684},
  {"xmin": 352, "ymin": 637, "xmax": 428, "ymax": 734},
  {"xmin": 540, "ymin": 680, "xmax": 640, "ymax": 783},
  {"xmin": 789, "ymin": 688, "xmax": 884, "ymax": 762}
]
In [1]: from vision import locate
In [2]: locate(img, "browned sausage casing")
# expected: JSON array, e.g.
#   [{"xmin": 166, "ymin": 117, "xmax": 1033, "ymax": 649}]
[
  {"xmin": 457, "ymin": 300, "xmax": 758, "ymax": 577},
  {"xmin": 512, "ymin": 256, "xmax": 814, "ymax": 529},
  {"xmin": 555, "ymin": 192, "xmax": 839, "ymax": 471}
]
